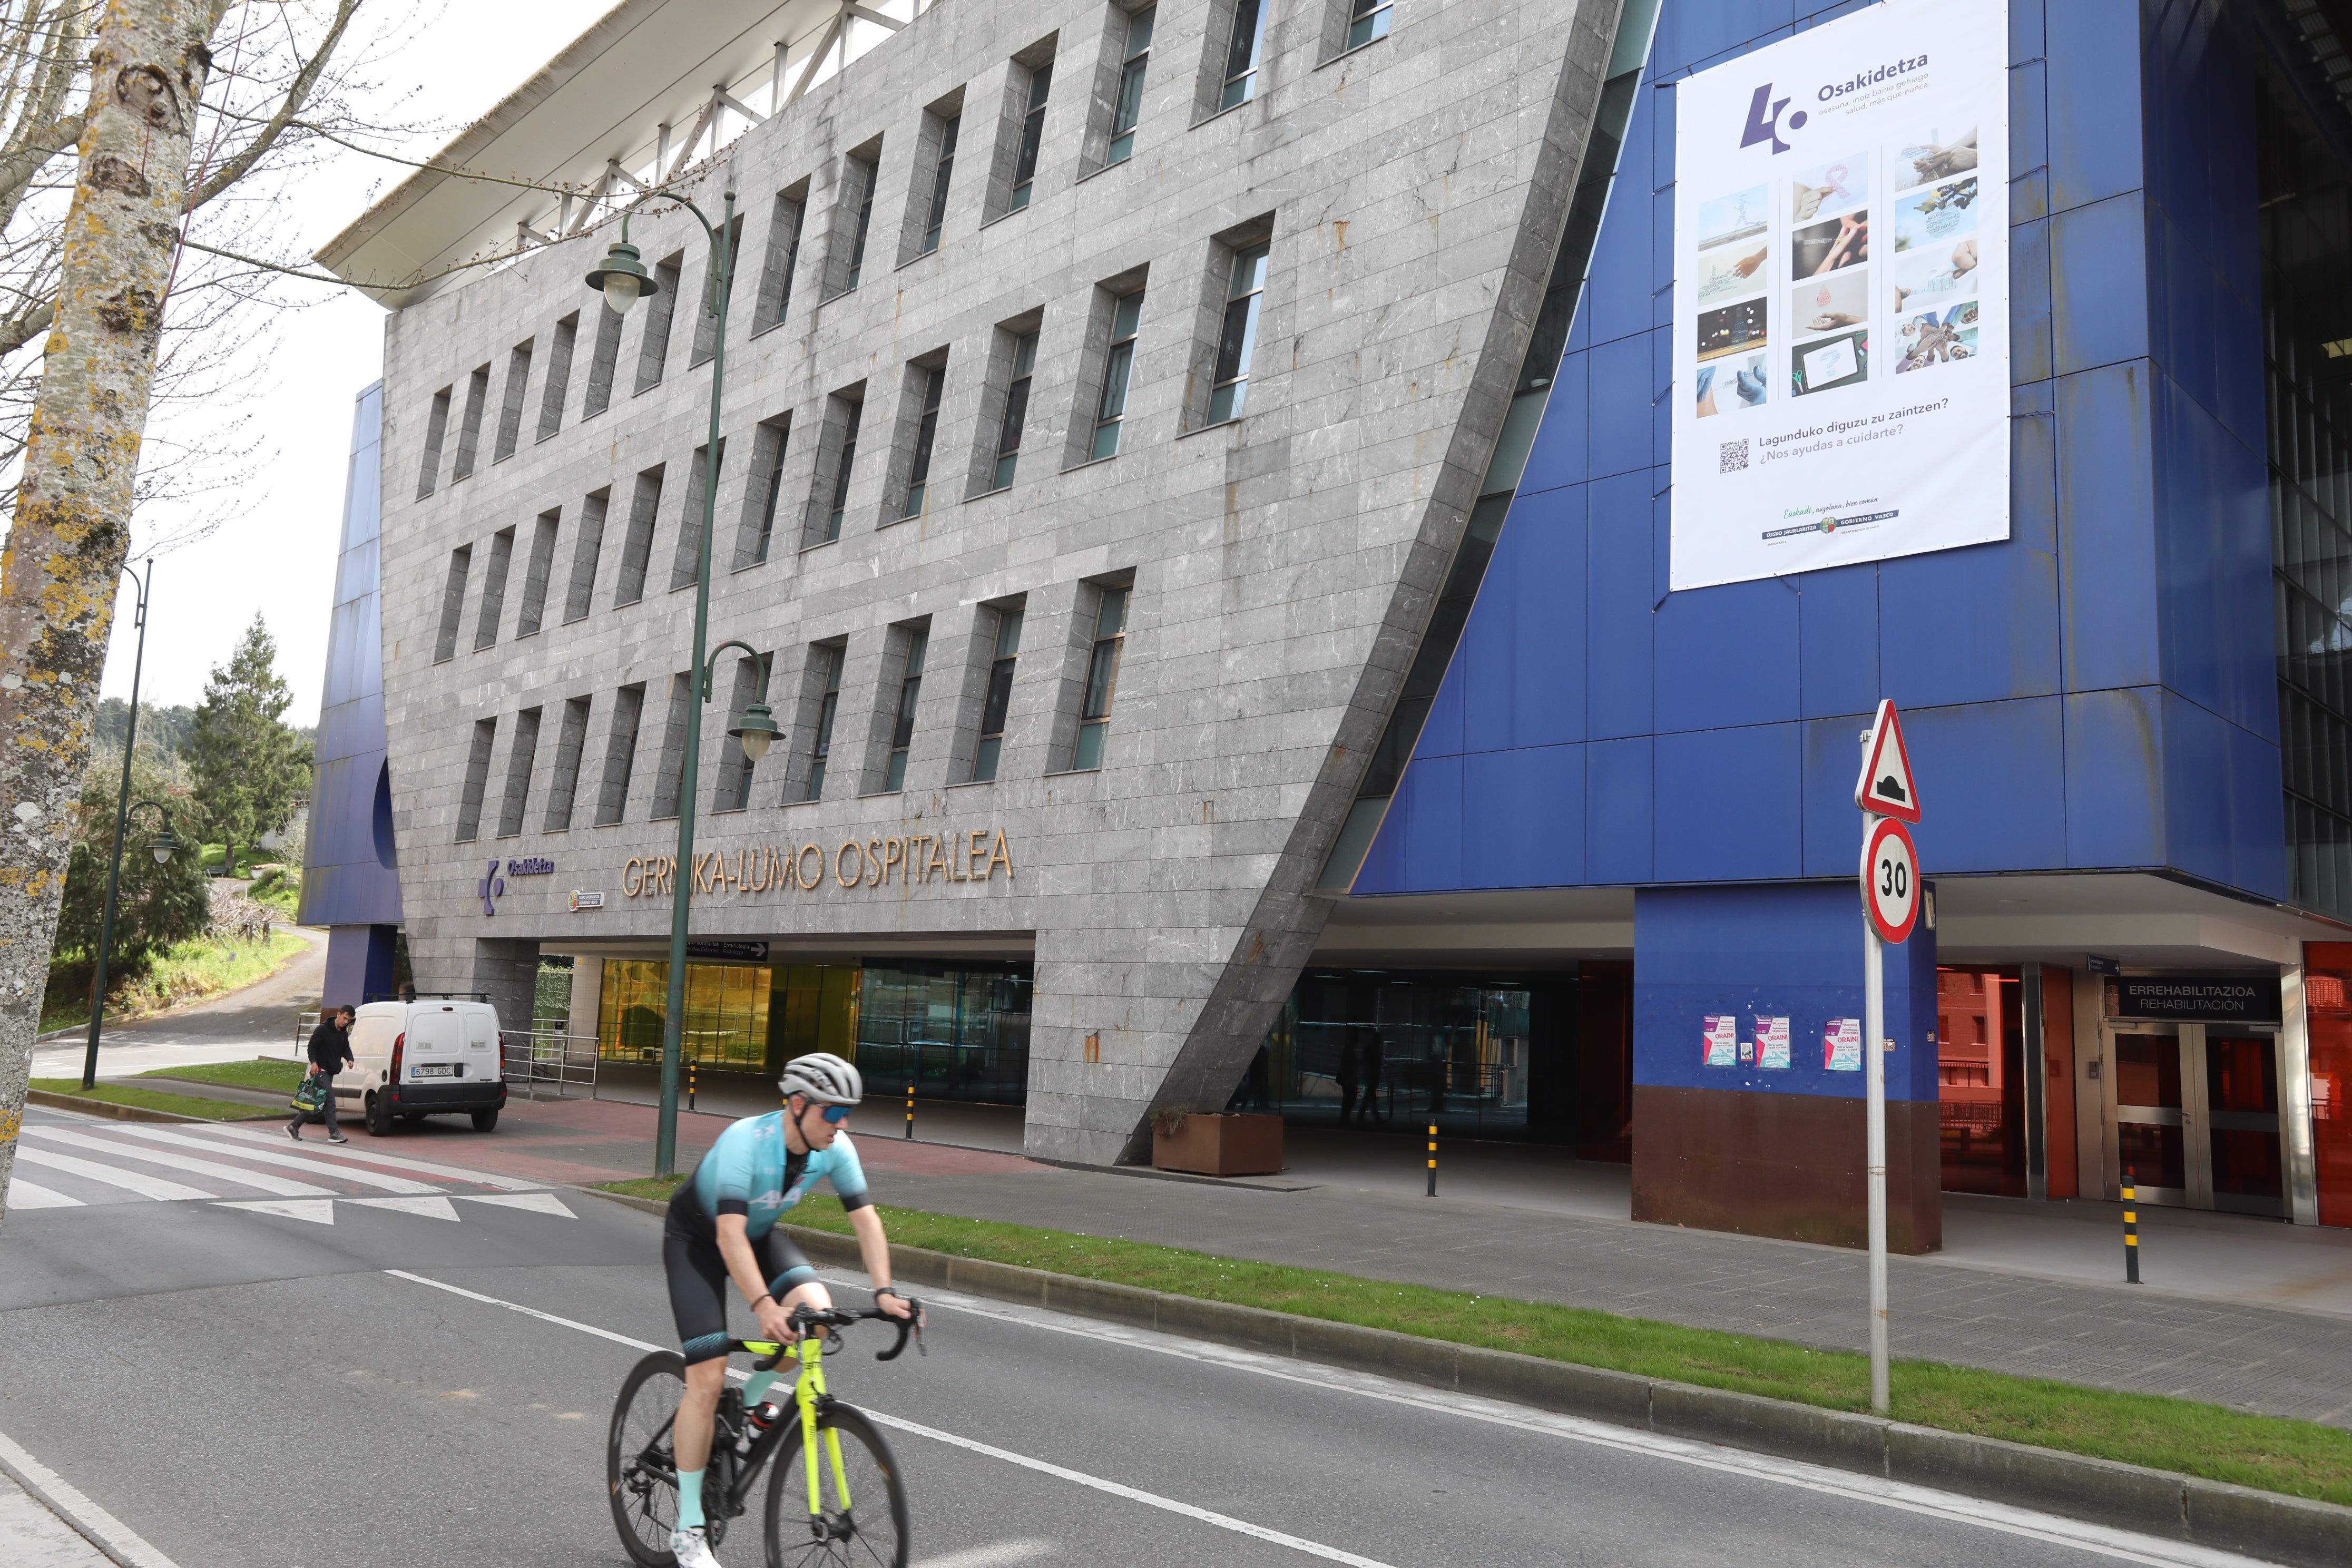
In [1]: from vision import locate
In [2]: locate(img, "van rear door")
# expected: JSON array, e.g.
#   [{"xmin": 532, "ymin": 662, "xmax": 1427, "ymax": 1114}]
[
  {"xmin": 405, "ymin": 1006, "xmax": 466, "ymax": 1083},
  {"xmin": 463, "ymin": 1005, "xmax": 501, "ymax": 1081}
]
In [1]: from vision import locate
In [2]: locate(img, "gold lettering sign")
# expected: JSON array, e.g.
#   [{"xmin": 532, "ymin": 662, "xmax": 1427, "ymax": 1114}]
[{"xmin": 622, "ymin": 830, "xmax": 1016, "ymax": 898}]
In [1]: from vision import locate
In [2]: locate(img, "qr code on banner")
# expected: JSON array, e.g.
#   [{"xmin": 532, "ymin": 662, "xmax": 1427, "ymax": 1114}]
[{"xmin": 1719, "ymin": 438, "xmax": 1749, "ymax": 474}]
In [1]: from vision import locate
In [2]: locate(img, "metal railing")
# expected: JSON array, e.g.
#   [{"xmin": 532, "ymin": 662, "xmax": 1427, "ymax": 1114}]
[{"xmin": 501, "ymin": 1029, "xmax": 601, "ymax": 1100}]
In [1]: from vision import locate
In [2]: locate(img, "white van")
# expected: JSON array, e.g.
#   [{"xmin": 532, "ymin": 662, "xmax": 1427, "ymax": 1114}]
[{"xmin": 338, "ymin": 998, "xmax": 508, "ymax": 1136}]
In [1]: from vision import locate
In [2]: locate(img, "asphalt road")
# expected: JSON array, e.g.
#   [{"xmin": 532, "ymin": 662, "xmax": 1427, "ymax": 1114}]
[{"xmin": 0, "ymin": 1104, "xmax": 2274, "ymax": 1568}]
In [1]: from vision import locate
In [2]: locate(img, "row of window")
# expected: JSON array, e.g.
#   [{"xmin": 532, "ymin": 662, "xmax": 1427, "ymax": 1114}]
[
  {"xmin": 412, "ymin": 0, "xmax": 1396, "ymax": 501},
  {"xmin": 427, "ymin": 226, "xmax": 1271, "ymax": 663},
  {"xmin": 450, "ymin": 583, "xmax": 1133, "ymax": 842}
]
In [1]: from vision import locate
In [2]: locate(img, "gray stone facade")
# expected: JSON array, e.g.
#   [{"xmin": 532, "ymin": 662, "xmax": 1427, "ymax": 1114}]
[{"xmin": 367, "ymin": 0, "xmax": 1618, "ymax": 1162}]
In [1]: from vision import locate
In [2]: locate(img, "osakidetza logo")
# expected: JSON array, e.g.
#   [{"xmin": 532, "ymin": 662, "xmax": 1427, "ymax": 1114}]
[{"xmin": 1738, "ymin": 55, "xmax": 1931, "ymax": 155}]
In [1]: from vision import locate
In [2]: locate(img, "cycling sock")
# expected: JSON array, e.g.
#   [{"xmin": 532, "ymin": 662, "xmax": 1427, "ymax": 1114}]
[
  {"xmin": 677, "ymin": 1467, "xmax": 705, "ymax": 1530},
  {"xmin": 741, "ymin": 1369, "xmax": 783, "ymax": 1409}
]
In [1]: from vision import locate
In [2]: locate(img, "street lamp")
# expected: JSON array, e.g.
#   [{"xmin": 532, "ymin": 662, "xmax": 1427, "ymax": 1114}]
[
  {"xmin": 81, "ymin": 558, "xmax": 158, "ymax": 1091},
  {"xmin": 588, "ymin": 192, "xmax": 738, "ymax": 1176},
  {"xmin": 80, "ymin": 798, "xmax": 176, "ymax": 1090}
]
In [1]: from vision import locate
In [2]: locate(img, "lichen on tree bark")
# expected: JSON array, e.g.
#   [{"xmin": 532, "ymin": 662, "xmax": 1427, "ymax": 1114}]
[{"xmin": 0, "ymin": 0, "xmax": 214, "ymax": 1225}]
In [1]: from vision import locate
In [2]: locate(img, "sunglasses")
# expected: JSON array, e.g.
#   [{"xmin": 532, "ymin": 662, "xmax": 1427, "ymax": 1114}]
[{"xmin": 794, "ymin": 1101, "xmax": 853, "ymax": 1124}]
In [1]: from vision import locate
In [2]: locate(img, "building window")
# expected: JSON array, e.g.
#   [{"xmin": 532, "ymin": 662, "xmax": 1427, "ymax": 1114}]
[
  {"xmin": 1091, "ymin": 289, "xmax": 1144, "ymax": 459},
  {"xmin": 920, "ymin": 112, "xmax": 958, "ymax": 255},
  {"xmin": 633, "ymin": 252, "xmax": 684, "ymax": 393},
  {"xmin": 651, "ymin": 671, "xmax": 693, "ymax": 821},
  {"xmin": 883, "ymin": 628, "xmax": 928, "ymax": 792},
  {"xmin": 991, "ymin": 330, "xmax": 1039, "ymax": 490},
  {"xmin": 496, "ymin": 707, "xmax": 541, "ymax": 838},
  {"xmin": 492, "ymin": 338, "xmax": 532, "ymax": 463},
  {"xmin": 1220, "ymin": 0, "xmax": 1268, "ymax": 111},
  {"xmin": 516, "ymin": 508, "xmax": 560, "ymax": 637},
  {"xmin": 753, "ymin": 192, "xmax": 805, "ymax": 332},
  {"xmin": 1108, "ymin": 7, "xmax": 1154, "ymax": 164},
  {"xmin": 901, "ymin": 367, "xmax": 945, "ymax": 520},
  {"xmin": 819, "ymin": 397, "xmax": 862, "ymax": 544},
  {"xmin": 737, "ymin": 415, "xmax": 790, "ymax": 568},
  {"xmin": 455, "ymin": 718, "xmax": 496, "ymax": 841},
  {"xmin": 434, "ymin": 545, "xmax": 472, "ymax": 664},
  {"xmin": 1073, "ymin": 586, "xmax": 1129, "ymax": 770},
  {"xmin": 474, "ymin": 526, "xmax": 514, "ymax": 650},
  {"xmin": 835, "ymin": 149, "xmax": 880, "ymax": 295},
  {"xmin": 1208, "ymin": 240, "xmax": 1269, "ymax": 424},
  {"xmin": 416, "ymin": 385, "xmax": 452, "ymax": 499},
  {"xmin": 452, "ymin": 363, "xmax": 490, "ymax": 481},
  {"xmin": 543, "ymin": 695, "xmax": 592, "ymax": 831},
  {"xmin": 689, "ymin": 214, "xmax": 744, "ymax": 368},
  {"xmin": 538, "ymin": 313, "xmax": 577, "ymax": 440},
  {"xmin": 804, "ymin": 644, "xmax": 844, "ymax": 801},
  {"xmin": 969, "ymin": 610, "xmax": 1022, "ymax": 782},
  {"xmin": 1008, "ymin": 60, "xmax": 1052, "ymax": 210},
  {"xmin": 717, "ymin": 651, "xmax": 771, "ymax": 812},
  {"xmin": 564, "ymin": 488, "xmax": 609, "ymax": 624},
  {"xmin": 671, "ymin": 440, "xmax": 724, "ymax": 592},
  {"xmin": 1344, "ymin": 0, "xmax": 1391, "ymax": 51},
  {"xmin": 596, "ymin": 683, "xmax": 646, "ymax": 826},
  {"xmin": 613, "ymin": 465, "xmax": 665, "ymax": 606},
  {"xmin": 583, "ymin": 303, "xmax": 625, "ymax": 417}
]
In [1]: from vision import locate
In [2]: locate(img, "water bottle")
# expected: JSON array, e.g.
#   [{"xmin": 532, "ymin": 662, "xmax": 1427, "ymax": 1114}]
[{"xmin": 736, "ymin": 1402, "xmax": 784, "ymax": 1455}]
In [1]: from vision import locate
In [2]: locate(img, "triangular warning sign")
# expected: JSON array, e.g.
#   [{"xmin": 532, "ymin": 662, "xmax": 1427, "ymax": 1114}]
[{"xmin": 1855, "ymin": 699, "xmax": 1922, "ymax": 822}]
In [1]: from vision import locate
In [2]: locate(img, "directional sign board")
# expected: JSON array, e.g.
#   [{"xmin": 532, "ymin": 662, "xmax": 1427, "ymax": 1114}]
[
  {"xmin": 1855, "ymin": 699, "xmax": 1922, "ymax": 822},
  {"xmin": 1863, "ymin": 818, "xmax": 1920, "ymax": 944}
]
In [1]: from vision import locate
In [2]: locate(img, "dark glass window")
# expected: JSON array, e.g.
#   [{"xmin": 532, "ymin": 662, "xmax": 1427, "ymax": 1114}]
[
  {"xmin": 884, "ymin": 629, "xmax": 928, "ymax": 791},
  {"xmin": 1345, "ymin": 0, "xmax": 1392, "ymax": 51},
  {"xmin": 1207, "ymin": 242, "xmax": 1268, "ymax": 424},
  {"xmin": 1220, "ymin": 0, "xmax": 1267, "ymax": 109},
  {"xmin": 1092, "ymin": 291, "xmax": 1144, "ymax": 459},
  {"xmin": 846, "ymin": 156, "xmax": 877, "ymax": 290},
  {"xmin": 903, "ymin": 369, "xmax": 944, "ymax": 519},
  {"xmin": 992, "ymin": 331, "xmax": 1039, "ymax": 489},
  {"xmin": 1109, "ymin": 8, "xmax": 1154, "ymax": 164},
  {"xmin": 804, "ymin": 645, "xmax": 844, "ymax": 801},
  {"xmin": 1073, "ymin": 587, "xmax": 1128, "ymax": 770},
  {"xmin": 826, "ymin": 401, "xmax": 862, "ymax": 541},
  {"xmin": 1010, "ymin": 63, "xmax": 1052, "ymax": 210},
  {"xmin": 922, "ymin": 115, "xmax": 959, "ymax": 254},
  {"xmin": 971, "ymin": 610, "xmax": 1023, "ymax": 782}
]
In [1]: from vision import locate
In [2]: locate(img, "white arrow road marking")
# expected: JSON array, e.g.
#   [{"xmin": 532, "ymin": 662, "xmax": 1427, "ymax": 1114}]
[
  {"xmin": 0, "ymin": 1429, "xmax": 183, "ymax": 1568},
  {"xmin": 14, "ymin": 1148, "xmax": 214, "ymax": 1201},
  {"xmin": 349, "ymin": 1195, "xmax": 460, "ymax": 1221},
  {"xmin": 28, "ymin": 1128, "xmax": 335, "ymax": 1198},
  {"xmin": 215, "ymin": 1199, "xmax": 336, "ymax": 1224},
  {"xmin": 116, "ymin": 1126, "xmax": 443, "ymax": 1193},
  {"xmin": 204, "ymin": 1124, "xmax": 540, "ymax": 1190},
  {"xmin": 386, "ymin": 1270, "xmax": 1398, "ymax": 1566},
  {"xmin": 6, "ymin": 1179, "xmax": 82, "ymax": 1209},
  {"xmin": 459, "ymin": 1191, "xmax": 573, "ymax": 1217}
]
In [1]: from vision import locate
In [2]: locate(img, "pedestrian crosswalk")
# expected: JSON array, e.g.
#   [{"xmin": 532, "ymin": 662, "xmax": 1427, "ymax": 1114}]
[{"xmin": 7, "ymin": 1115, "xmax": 575, "ymax": 1225}]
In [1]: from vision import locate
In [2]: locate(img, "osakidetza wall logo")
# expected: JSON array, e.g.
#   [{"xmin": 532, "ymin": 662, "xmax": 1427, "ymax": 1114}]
[{"xmin": 1738, "ymin": 55, "xmax": 1932, "ymax": 155}]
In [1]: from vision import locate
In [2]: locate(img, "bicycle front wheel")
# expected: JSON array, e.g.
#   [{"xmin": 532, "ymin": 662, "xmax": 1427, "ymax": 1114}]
[
  {"xmin": 762, "ymin": 1403, "xmax": 909, "ymax": 1568},
  {"xmin": 609, "ymin": 1350, "xmax": 687, "ymax": 1567}
]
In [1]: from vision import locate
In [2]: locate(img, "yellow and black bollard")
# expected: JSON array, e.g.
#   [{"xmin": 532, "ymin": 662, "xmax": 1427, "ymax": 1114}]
[
  {"xmin": 1426, "ymin": 1122, "xmax": 1438, "ymax": 1197},
  {"xmin": 905, "ymin": 1085, "xmax": 915, "ymax": 1140},
  {"xmin": 2123, "ymin": 1169, "xmax": 2140, "ymax": 1284},
  {"xmin": 688, "ymin": 1061, "xmax": 698, "ymax": 1112}
]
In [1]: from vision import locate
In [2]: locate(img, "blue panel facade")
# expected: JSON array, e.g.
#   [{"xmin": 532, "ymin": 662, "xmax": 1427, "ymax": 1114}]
[
  {"xmin": 1355, "ymin": 0, "xmax": 2286, "ymax": 904},
  {"xmin": 298, "ymin": 383, "xmax": 404, "ymax": 948}
]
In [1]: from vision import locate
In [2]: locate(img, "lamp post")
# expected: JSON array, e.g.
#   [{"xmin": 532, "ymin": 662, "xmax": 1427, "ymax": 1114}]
[
  {"xmin": 79, "ymin": 799, "xmax": 180, "ymax": 1090},
  {"xmin": 587, "ymin": 191, "xmax": 741, "ymax": 1175},
  {"xmin": 81, "ymin": 558, "xmax": 162, "ymax": 1090}
]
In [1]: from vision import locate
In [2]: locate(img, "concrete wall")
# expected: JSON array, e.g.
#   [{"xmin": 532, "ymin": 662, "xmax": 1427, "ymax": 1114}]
[{"xmin": 376, "ymin": 0, "xmax": 1623, "ymax": 1160}]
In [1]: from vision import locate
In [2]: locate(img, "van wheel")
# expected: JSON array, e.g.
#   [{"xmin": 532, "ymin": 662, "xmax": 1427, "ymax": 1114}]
[
  {"xmin": 365, "ymin": 1094, "xmax": 394, "ymax": 1137},
  {"xmin": 471, "ymin": 1109, "xmax": 499, "ymax": 1133}
]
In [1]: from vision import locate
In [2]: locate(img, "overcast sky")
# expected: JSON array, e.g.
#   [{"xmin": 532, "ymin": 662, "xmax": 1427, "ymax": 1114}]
[{"xmin": 96, "ymin": 2, "xmax": 596, "ymax": 720}]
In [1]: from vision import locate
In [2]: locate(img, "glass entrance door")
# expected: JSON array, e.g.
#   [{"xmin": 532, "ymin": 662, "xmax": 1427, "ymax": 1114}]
[{"xmin": 2106, "ymin": 1024, "xmax": 2288, "ymax": 1217}]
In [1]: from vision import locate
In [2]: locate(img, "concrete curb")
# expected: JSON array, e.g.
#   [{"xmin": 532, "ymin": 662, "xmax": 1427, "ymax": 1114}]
[
  {"xmin": 23, "ymin": 1087, "xmax": 274, "ymax": 1125},
  {"xmin": 569, "ymin": 1185, "xmax": 2352, "ymax": 1566}
]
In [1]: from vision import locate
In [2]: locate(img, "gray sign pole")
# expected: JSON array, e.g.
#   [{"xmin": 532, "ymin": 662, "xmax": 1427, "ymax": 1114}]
[{"xmin": 1859, "ymin": 732, "xmax": 1890, "ymax": 1416}]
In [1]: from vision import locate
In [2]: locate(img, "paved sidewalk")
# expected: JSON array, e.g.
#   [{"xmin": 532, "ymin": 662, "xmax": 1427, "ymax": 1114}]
[{"xmin": 0, "ymin": 1467, "xmax": 113, "ymax": 1568}]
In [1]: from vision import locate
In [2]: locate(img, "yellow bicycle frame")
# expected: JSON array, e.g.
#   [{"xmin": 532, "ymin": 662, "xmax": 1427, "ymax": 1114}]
[{"xmin": 736, "ymin": 1336, "xmax": 854, "ymax": 1520}]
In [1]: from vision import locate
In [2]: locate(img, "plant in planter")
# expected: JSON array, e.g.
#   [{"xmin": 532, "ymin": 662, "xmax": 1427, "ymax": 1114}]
[{"xmin": 1150, "ymin": 1105, "xmax": 1283, "ymax": 1177}]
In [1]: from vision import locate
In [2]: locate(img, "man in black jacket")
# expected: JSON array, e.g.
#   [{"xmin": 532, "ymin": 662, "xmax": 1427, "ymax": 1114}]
[{"xmin": 290, "ymin": 1006, "xmax": 356, "ymax": 1143}]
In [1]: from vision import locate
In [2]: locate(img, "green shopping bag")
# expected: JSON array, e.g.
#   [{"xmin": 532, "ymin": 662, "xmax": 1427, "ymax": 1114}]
[{"xmin": 290, "ymin": 1072, "xmax": 327, "ymax": 1114}]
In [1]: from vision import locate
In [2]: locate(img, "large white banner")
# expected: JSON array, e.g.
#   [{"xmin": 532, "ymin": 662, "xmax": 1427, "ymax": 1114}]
[{"xmin": 1669, "ymin": 0, "xmax": 2009, "ymax": 591}]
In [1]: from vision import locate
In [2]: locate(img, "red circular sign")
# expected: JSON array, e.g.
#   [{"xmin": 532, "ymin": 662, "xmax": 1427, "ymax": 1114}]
[{"xmin": 1863, "ymin": 818, "xmax": 1919, "ymax": 944}]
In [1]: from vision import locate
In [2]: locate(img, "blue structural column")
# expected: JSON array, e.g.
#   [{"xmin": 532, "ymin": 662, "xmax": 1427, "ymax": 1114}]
[{"xmin": 1631, "ymin": 883, "xmax": 1941, "ymax": 1252}]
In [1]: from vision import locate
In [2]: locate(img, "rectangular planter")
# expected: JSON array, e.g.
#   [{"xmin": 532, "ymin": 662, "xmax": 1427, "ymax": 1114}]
[{"xmin": 1152, "ymin": 1112, "xmax": 1282, "ymax": 1177}]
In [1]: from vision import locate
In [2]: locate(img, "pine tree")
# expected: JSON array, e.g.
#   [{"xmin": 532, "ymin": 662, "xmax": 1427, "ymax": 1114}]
[{"xmin": 185, "ymin": 616, "xmax": 312, "ymax": 883}]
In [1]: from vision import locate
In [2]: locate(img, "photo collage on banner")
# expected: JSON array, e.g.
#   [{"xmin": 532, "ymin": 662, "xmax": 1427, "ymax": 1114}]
[{"xmin": 1669, "ymin": 0, "xmax": 2010, "ymax": 590}]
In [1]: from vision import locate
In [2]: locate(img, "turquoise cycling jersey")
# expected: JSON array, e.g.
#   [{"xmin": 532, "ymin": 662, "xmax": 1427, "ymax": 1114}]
[{"xmin": 685, "ymin": 1113, "xmax": 870, "ymax": 1238}]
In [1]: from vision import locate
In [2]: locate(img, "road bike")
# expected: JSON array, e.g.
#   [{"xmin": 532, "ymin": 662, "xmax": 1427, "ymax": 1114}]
[{"xmin": 609, "ymin": 1303, "xmax": 923, "ymax": 1567}]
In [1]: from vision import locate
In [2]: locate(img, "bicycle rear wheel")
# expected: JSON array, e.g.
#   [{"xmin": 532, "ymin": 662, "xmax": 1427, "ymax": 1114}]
[
  {"xmin": 762, "ymin": 1403, "xmax": 909, "ymax": 1568},
  {"xmin": 609, "ymin": 1350, "xmax": 687, "ymax": 1567}
]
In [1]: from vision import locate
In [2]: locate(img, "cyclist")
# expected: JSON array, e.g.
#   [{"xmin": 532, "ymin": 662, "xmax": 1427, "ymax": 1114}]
[{"xmin": 660, "ymin": 1052, "xmax": 914, "ymax": 1568}]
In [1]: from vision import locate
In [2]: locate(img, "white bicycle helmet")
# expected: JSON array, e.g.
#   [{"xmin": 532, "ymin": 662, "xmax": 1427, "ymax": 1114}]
[{"xmin": 778, "ymin": 1052, "xmax": 863, "ymax": 1106}]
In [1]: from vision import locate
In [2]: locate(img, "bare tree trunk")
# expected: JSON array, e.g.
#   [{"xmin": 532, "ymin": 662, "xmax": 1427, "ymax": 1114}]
[{"xmin": 0, "ymin": 1, "xmax": 214, "ymax": 1227}]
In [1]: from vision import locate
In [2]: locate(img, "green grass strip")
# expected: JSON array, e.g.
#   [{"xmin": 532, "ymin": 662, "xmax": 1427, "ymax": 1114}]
[
  {"xmin": 30, "ymin": 1078, "xmax": 276, "ymax": 1121},
  {"xmin": 40, "ymin": 929, "xmax": 309, "ymax": 1034},
  {"xmin": 140, "ymin": 1057, "xmax": 307, "ymax": 1093},
  {"xmin": 591, "ymin": 1173, "xmax": 2352, "ymax": 1506}
]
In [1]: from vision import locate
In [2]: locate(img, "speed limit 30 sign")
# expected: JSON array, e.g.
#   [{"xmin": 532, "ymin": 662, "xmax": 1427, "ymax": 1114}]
[{"xmin": 1863, "ymin": 817, "xmax": 1919, "ymax": 944}]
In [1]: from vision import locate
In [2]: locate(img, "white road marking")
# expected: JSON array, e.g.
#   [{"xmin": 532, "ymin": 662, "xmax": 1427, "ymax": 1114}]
[
  {"xmin": 878, "ymin": 1276, "xmax": 2270, "ymax": 1568},
  {"xmin": 114, "ymin": 1126, "xmax": 443, "ymax": 1193},
  {"xmin": 349, "ymin": 1195, "xmax": 459, "ymax": 1221},
  {"xmin": 6, "ymin": 1180, "xmax": 82, "ymax": 1209},
  {"xmin": 204, "ymin": 1124, "xmax": 540, "ymax": 1189},
  {"xmin": 384, "ymin": 1271, "xmax": 1399, "ymax": 1566},
  {"xmin": 215, "ymin": 1199, "xmax": 335, "ymax": 1225},
  {"xmin": 13, "ymin": 1148, "xmax": 213, "ymax": 1202},
  {"xmin": 916, "ymin": 1538, "xmax": 1058, "ymax": 1566},
  {"xmin": 0, "ymin": 1428, "xmax": 184, "ymax": 1568},
  {"xmin": 460, "ymin": 1191, "xmax": 573, "ymax": 1217},
  {"xmin": 26, "ymin": 1129, "xmax": 334, "ymax": 1198}
]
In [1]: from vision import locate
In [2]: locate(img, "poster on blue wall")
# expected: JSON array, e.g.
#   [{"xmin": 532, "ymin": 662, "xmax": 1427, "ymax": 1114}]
[{"xmin": 1669, "ymin": 0, "xmax": 2009, "ymax": 590}]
